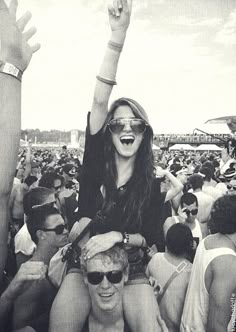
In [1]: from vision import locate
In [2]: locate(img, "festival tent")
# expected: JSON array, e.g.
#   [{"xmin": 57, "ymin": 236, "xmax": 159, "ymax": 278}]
[
  {"xmin": 152, "ymin": 144, "xmax": 160, "ymax": 150},
  {"xmin": 169, "ymin": 144, "xmax": 195, "ymax": 151},
  {"xmin": 195, "ymin": 144, "xmax": 222, "ymax": 151}
]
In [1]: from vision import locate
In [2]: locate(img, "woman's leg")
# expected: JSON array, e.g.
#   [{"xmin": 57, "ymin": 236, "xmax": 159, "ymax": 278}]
[
  {"xmin": 123, "ymin": 283, "xmax": 167, "ymax": 332},
  {"xmin": 49, "ymin": 272, "xmax": 91, "ymax": 332}
]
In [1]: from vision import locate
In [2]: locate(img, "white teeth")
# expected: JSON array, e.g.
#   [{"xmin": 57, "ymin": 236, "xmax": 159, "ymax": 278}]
[{"xmin": 120, "ymin": 135, "xmax": 135, "ymax": 145}]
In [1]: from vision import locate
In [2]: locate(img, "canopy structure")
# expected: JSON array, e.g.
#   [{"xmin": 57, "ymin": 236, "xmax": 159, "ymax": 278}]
[
  {"xmin": 205, "ymin": 116, "xmax": 236, "ymax": 134},
  {"xmin": 152, "ymin": 143, "xmax": 160, "ymax": 150},
  {"xmin": 169, "ymin": 144, "xmax": 195, "ymax": 151},
  {"xmin": 195, "ymin": 144, "xmax": 222, "ymax": 151}
]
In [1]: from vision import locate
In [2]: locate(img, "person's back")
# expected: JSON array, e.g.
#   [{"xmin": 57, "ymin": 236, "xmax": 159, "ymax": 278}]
[
  {"xmin": 189, "ymin": 189, "xmax": 214, "ymax": 238},
  {"xmin": 147, "ymin": 253, "xmax": 192, "ymax": 332},
  {"xmin": 202, "ymin": 183, "xmax": 222, "ymax": 201},
  {"xmin": 10, "ymin": 183, "xmax": 25, "ymax": 219},
  {"xmin": 181, "ymin": 235, "xmax": 236, "ymax": 332},
  {"xmin": 147, "ymin": 224, "xmax": 193, "ymax": 332},
  {"xmin": 188, "ymin": 174, "xmax": 214, "ymax": 234}
]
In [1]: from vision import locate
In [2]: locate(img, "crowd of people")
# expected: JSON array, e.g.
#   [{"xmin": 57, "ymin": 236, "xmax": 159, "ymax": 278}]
[{"xmin": 0, "ymin": 0, "xmax": 236, "ymax": 331}]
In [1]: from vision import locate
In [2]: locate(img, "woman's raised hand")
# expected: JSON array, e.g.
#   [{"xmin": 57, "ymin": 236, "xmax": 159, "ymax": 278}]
[
  {"xmin": 83, "ymin": 232, "xmax": 123, "ymax": 260},
  {"xmin": 108, "ymin": 0, "xmax": 132, "ymax": 33},
  {"xmin": 0, "ymin": 0, "xmax": 40, "ymax": 72}
]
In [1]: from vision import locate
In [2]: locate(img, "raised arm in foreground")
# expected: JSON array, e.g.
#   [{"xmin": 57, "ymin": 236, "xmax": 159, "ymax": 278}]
[{"xmin": 0, "ymin": 0, "xmax": 40, "ymax": 283}]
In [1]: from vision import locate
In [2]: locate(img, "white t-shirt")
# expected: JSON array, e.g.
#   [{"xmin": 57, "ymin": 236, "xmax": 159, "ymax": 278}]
[{"xmin": 14, "ymin": 224, "xmax": 36, "ymax": 256}]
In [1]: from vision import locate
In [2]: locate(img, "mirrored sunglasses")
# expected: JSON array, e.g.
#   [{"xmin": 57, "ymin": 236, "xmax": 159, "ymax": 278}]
[
  {"xmin": 40, "ymin": 224, "xmax": 66, "ymax": 235},
  {"xmin": 108, "ymin": 118, "xmax": 147, "ymax": 135},
  {"xmin": 87, "ymin": 270, "xmax": 123, "ymax": 285},
  {"xmin": 183, "ymin": 208, "xmax": 198, "ymax": 216}
]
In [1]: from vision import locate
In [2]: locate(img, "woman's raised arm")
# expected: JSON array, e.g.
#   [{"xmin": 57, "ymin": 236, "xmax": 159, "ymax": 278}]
[{"xmin": 90, "ymin": 0, "xmax": 132, "ymax": 134}]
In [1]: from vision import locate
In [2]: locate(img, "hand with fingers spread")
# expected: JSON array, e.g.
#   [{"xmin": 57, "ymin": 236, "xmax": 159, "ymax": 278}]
[
  {"xmin": 108, "ymin": 0, "xmax": 132, "ymax": 33},
  {"xmin": 83, "ymin": 232, "xmax": 122, "ymax": 260},
  {"xmin": 0, "ymin": 0, "xmax": 40, "ymax": 72}
]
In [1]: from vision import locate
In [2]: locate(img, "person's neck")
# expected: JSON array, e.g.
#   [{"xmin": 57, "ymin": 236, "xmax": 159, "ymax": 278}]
[
  {"xmin": 184, "ymin": 219, "xmax": 196, "ymax": 230},
  {"xmin": 165, "ymin": 250, "xmax": 188, "ymax": 263},
  {"xmin": 90, "ymin": 302, "xmax": 124, "ymax": 329},
  {"xmin": 203, "ymin": 181, "xmax": 211, "ymax": 187},
  {"xmin": 31, "ymin": 243, "xmax": 58, "ymax": 265},
  {"xmin": 224, "ymin": 233, "xmax": 236, "ymax": 251},
  {"xmin": 115, "ymin": 154, "xmax": 135, "ymax": 188}
]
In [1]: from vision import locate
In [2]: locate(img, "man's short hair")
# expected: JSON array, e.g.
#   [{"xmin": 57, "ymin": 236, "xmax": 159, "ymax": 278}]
[
  {"xmin": 189, "ymin": 174, "xmax": 203, "ymax": 190},
  {"xmin": 209, "ymin": 195, "xmax": 236, "ymax": 235},
  {"xmin": 180, "ymin": 192, "xmax": 198, "ymax": 207},
  {"xmin": 81, "ymin": 245, "xmax": 128, "ymax": 273},
  {"xmin": 23, "ymin": 187, "xmax": 54, "ymax": 216},
  {"xmin": 166, "ymin": 223, "xmax": 193, "ymax": 256},
  {"xmin": 26, "ymin": 205, "xmax": 60, "ymax": 244},
  {"xmin": 200, "ymin": 167, "xmax": 213, "ymax": 182}
]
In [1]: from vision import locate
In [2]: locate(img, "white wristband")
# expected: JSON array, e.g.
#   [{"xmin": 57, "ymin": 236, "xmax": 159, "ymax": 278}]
[{"xmin": 0, "ymin": 61, "xmax": 23, "ymax": 82}]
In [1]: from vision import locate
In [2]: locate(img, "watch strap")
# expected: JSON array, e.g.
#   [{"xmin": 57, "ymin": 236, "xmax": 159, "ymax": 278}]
[{"xmin": 0, "ymin": 61, "xmax": 23, "ymax": 82}]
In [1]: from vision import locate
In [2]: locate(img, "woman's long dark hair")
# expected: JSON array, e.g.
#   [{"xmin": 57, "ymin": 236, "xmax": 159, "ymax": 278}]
[{"xmin": 101, "ymin": 98, "xmax": 155, "ymax": 232}]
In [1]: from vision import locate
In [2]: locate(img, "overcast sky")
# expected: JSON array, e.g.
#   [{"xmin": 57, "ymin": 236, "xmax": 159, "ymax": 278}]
[{"xmin": 12, "ymin": 0, "xmax": 236, "ymax": 134}]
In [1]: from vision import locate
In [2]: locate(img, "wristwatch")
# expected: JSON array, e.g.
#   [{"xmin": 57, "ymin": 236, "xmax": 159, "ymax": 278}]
[
  {"xmin": 122, "ymin": 232, "xmax": 129, "ymax": 244},
  {"xmin": 0, "ymin": 61, "xmax": 23, "ymax": 81}
]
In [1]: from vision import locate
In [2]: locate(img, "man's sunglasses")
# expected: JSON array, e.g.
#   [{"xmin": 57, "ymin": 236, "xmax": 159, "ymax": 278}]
[
  {"xmin": 182, "ymin": 208, "xmax": 198, "ymax": 216},
  {"xmin": 227, "ymin": 184, "xmax": 236, "ymax": 190},
  {"xmin": 87, "ymin": 270, "xmax": 123, "ymax": 285},
  {"xmin": 39, "ymin": 224, "xmax": 67, "ymax": 235},
  {"xmin": 31, "ymin": 201, "xmax": 57, "ymax": 210},
  {"xmin": 108, "ymin": 118, "xmax": 147, "ymax": 135}
]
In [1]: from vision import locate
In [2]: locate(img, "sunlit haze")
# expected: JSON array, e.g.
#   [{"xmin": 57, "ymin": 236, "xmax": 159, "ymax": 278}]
[{"xmin": 8, "ymin": 0, "xmax": 236, "ymax": 134}]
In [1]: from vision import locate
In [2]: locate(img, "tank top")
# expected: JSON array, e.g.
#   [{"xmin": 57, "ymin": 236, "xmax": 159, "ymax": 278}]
[
  {"xmin": 173, "ymin": 216, "xmax": 202, "ymax": 242},
  {"xmin": 180, "ymin": 238, "xmax": 236, "ymax": 331}
]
